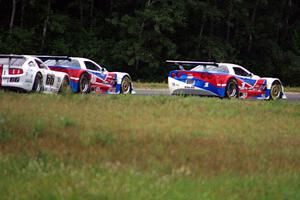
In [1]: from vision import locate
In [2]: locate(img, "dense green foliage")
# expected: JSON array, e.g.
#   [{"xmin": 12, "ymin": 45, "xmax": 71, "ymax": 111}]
[{"xmin": 0, "ymin": 0, "xmax": 299, "ymax": 84}]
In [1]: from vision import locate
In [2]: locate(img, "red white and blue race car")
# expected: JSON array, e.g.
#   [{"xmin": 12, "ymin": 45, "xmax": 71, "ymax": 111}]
[
  {"xmin": 0, "ymin": 54, "xmax": 69, "ymax": 93},
  {"xmin": 167, "ymin": 60, "xmax": 286, "ymax": 100},
  {"xmin": 38, "ymin": 56, "xmax": 135, "ymax": 94}
]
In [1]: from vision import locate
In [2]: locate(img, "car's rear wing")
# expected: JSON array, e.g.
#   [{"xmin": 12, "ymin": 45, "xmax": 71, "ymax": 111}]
[
  {"xmin": 0, "ymin": 54, "xmax": 26, "ymax": 68},
  {"xmin": 0, "ymin": 54, "xmax": 25, "ymax": 59},
  {"xmin": 166, "ymin": 60, "xmax": 218, "ymax": 65},
  {"xmin": 166, "ymin": 60, "xmax": 218, "ymax": 70},
  {"xmin": 35, "ymin": 55, "xmax": 71, "ymax": 62}
]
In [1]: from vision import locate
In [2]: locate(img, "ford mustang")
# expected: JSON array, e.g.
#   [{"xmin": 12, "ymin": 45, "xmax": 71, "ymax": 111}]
[
  {"xmin": 167, "ymin": 60, "xmax": 286, "ymax": 100},
  {"xmin": 0, "ymin": 54, "xmax": 69, "ymax": 93}
]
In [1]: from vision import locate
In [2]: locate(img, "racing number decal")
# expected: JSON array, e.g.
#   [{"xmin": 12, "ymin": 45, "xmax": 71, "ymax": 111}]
[
  {"xmin": 240, "ymin": 82, "xmax": 246, "ymax": 90},
  {"xmin": 46, "ymin": 74, "xmax": 55, "ymax": 85}
]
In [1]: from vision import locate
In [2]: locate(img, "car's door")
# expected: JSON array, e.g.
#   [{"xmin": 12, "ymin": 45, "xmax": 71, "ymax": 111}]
[
  {"xmin": 84, "ymin": 61, "xmax": 107, "ymax": 84},
  {"xmin": 232, "ymin": 66, "xmax": 258, "ymax": 90}
]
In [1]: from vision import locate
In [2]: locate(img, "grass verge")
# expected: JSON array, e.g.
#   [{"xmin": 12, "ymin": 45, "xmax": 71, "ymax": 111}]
[{"xmin": 0, "ymin": 92, "xmax": 300, "ymax": 199}]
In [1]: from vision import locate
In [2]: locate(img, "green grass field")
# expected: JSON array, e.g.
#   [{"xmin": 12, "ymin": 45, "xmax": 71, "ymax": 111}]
[{"xmin": 1, "ymin": 92, "xmax": 300, "ymax": 200}]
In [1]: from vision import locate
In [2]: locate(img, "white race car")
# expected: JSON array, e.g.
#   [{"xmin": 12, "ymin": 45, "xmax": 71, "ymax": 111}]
[{"xmin": 0, "ymin": 55, "xmax": 69, "ymax": 93}]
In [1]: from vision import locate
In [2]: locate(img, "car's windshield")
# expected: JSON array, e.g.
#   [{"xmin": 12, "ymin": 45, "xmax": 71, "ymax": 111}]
[
  {"xmin": 45, "ymin": 59, "xmax": 80, "ymax": 67},
  {"xmin": 191, "ymin": 64, "xmax": 229, "ymax": 73},
  {"xmin": 0, "ymin": 57, "xmax": 26, "ymax": 66}
]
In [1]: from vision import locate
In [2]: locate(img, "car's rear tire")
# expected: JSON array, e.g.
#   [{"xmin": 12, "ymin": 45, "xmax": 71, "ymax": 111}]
[
  {"xmin": 270, "ymin": 81, "xmax": 282, "ymax": 100},
  {"xmin": 120, "ymin": 76, "xmax": 131, "ymax": 94},
  {"xmin": 32, "ymin": 73, "xmax": 43, "ymax": 93},
  {"xmin": 225, "ymin": 78, "xmax": 238, "ymax": 98},
  {"xmin": 59, "ymin": 76, "xmax": 71, "ymax": 94},
  {"xmin": 78, "ymin": 73, "xmax": 90, "ymax": 94}
]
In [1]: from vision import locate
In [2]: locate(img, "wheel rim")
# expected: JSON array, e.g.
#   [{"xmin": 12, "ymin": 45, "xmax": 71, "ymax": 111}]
[
  {"xmin": 80, "ymin": 76, "xmax": 89, "ymax": 93},
  {"xmin": 271, "ymin": 84, "xmax": 281, "ymax": 99},
  {"xmin": 121, "ymin": 77, "xmax": 130, "ymax": 94},
  {"xmin": 36, "ymin": 76, "xmax": 42, "ymax": 92},
  {"xmin": 227, "ymin": 82, "xmax": 237, "ymax": 97}
]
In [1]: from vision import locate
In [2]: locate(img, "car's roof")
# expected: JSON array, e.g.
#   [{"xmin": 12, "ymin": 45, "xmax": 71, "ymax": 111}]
[
  {"xmin": 217, "ymin": 63, "xmax": 242, "ymax": 68},
  {"xmin": 69, "ymin": 57, "xmax": 90, "ymax": 62}
]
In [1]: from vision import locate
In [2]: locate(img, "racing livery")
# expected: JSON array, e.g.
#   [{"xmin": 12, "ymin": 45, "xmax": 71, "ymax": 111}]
[
  {"xmin": 39, "ymin": 56, "xmax": 135, "ymax": 94},
  {"xmin": 167, "ymin": 60, "xmax": 286, "ymax": 100},
  {"xmin": 0, "ymin": 55, "xmax": 69, "ymax": 93}
]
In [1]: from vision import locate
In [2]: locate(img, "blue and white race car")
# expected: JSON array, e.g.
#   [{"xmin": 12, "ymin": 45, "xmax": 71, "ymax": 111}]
[
  {"xmin": 167, "ymin": 60, "xmax": 286, "ymax": 100},
  {"xmin": 38, "ymin": 56, "xmax": 135, "ymax": 95}
]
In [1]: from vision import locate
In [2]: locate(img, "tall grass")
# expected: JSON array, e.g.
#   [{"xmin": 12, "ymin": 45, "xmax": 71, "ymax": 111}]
[{"xmin": 0, "ymin": 92, "xmax": 300, "ymax": 199}]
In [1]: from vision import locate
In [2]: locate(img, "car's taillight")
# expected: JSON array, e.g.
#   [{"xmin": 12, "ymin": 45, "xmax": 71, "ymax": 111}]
[{"xmin": 9, "ymin": 68, "xmax": 23, "ymax": 75}]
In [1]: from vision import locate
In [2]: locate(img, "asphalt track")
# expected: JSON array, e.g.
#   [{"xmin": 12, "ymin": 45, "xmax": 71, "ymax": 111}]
[{"xmin": 135, "ymin": 89, "xmax": 300, "ymax": 101}]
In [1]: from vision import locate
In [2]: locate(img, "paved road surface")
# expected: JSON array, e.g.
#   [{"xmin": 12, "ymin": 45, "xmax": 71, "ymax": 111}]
[{"xmin": 135, "ymin": 89, "xmax": 300, "ymax": 101}]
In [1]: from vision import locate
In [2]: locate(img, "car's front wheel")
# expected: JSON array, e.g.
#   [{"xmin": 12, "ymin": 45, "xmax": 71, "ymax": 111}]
[
  {"xmin": 270, "ymin": 81, "xmax": 282, "ymax": 100},
  {"xmin": 225, "ymin": 78, "xmax": 238, "ymax": 98},
  {"xmin": 32, "ymin": 73, "xmax": 43, "ymax": 93},
  {"xmin": 78, "ymin": 73, "xmax": 90, "ymax": 94},
  {"xmin": 120, "ymin": 76, "xmax": 131, "ymax": 94}
]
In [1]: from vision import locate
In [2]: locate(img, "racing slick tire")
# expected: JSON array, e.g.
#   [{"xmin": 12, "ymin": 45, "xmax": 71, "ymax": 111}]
[
  {"xmin": 32, "ymin": 73, "xmax": 43, "ymax": 93},
  {"xmin": 120, "ymin": 76, "xmax": 131, "ymax": 94},
  {"xmin": 225, "ymin": 78, "xmax": 239, "ymax": 99},
  {"xmin": 270, "ymin": 81, "xmax": 282, "ymax": 100},
  {"xmin": 59, "ymin": 76, "xmax": 71, "ymax": 94},
  {"xmin": 78, "ymin": 73, "xmax": 90, "ymax": 94}
]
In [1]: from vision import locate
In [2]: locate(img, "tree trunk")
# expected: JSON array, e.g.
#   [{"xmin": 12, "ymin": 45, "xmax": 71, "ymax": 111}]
[
  {"xmin": 9, "ymin": 0, "xmax": 16, "ymax": 34},
  {"xmin": 247, "ymin": 0, "xmax": 260, "ymax": 53},
  {"xmin": 41, "ymin": 0, "xmax": 51, "ymax": 51},
  {"xmin": 281, "ymin": 0, "xmax": 292, "ymax": 44},
  {"xmin": 20, "ymin": 0, "xmax": 26, "ymax": 28},
  {"xmin": 90, "ymin": 0, "xmax": 94, "ymax": 29},
  {"xmin": 226, "ymin": 0, "xmax": 233, "ymax": 43},
  {"xmin": 79, "ymin": 0, "xmax": 83, "ymax": 25}
]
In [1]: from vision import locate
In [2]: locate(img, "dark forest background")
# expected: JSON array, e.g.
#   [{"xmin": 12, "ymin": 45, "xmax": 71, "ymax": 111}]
[{"xmin": 0, "ymin": 0, "xmax": 299, "ymax": 85}]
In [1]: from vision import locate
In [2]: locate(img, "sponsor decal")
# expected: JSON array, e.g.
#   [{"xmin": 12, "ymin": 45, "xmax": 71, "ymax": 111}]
[{"xmin": 184, "ymin": 86, "xmax": 195, "ymax": 89}]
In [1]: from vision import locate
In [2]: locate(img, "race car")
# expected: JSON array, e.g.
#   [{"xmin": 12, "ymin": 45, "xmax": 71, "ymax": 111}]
[
  {"xmin": 167, "ymin": 60, "xmax": 286, "ymax": 100},
  {"xmin": 0, "ymin": 54, "xmax": 69, "ymax": 93},
  {"xmin": 38, "ymin": 56, "xmax": 135, "ymax": 94}
]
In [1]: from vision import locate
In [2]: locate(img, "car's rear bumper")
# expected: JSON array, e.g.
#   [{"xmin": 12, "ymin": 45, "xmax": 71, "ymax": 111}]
[
  {"xmin": 168, "ymin": 77, "xmax": 220, "ymax": 96},
  {"xmin": 1, "ymin": 75, "xmax": 32, "ymax": 91}
]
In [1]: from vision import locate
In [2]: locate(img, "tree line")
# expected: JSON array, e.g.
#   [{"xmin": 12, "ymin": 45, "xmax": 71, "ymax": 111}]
[{"xmin": 0, "ymin": 0, "xmax": 299, "ymax": 85}]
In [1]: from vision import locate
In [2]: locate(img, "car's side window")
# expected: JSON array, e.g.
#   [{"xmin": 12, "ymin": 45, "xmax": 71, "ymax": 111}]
[
  {"xmin": 28, "ymin": 61, "xmax": 35, "ymax": 67},
  {"xmin": 84, "ymin": 61, "xmax": 101, "ymax": 71},
  {"xmin": 35, "ymin": 60, "xmax": 48, "ymax": 69},
  {"xmin": 233, "ymin": 67, "xmax": 250, "ymax": 77}
]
